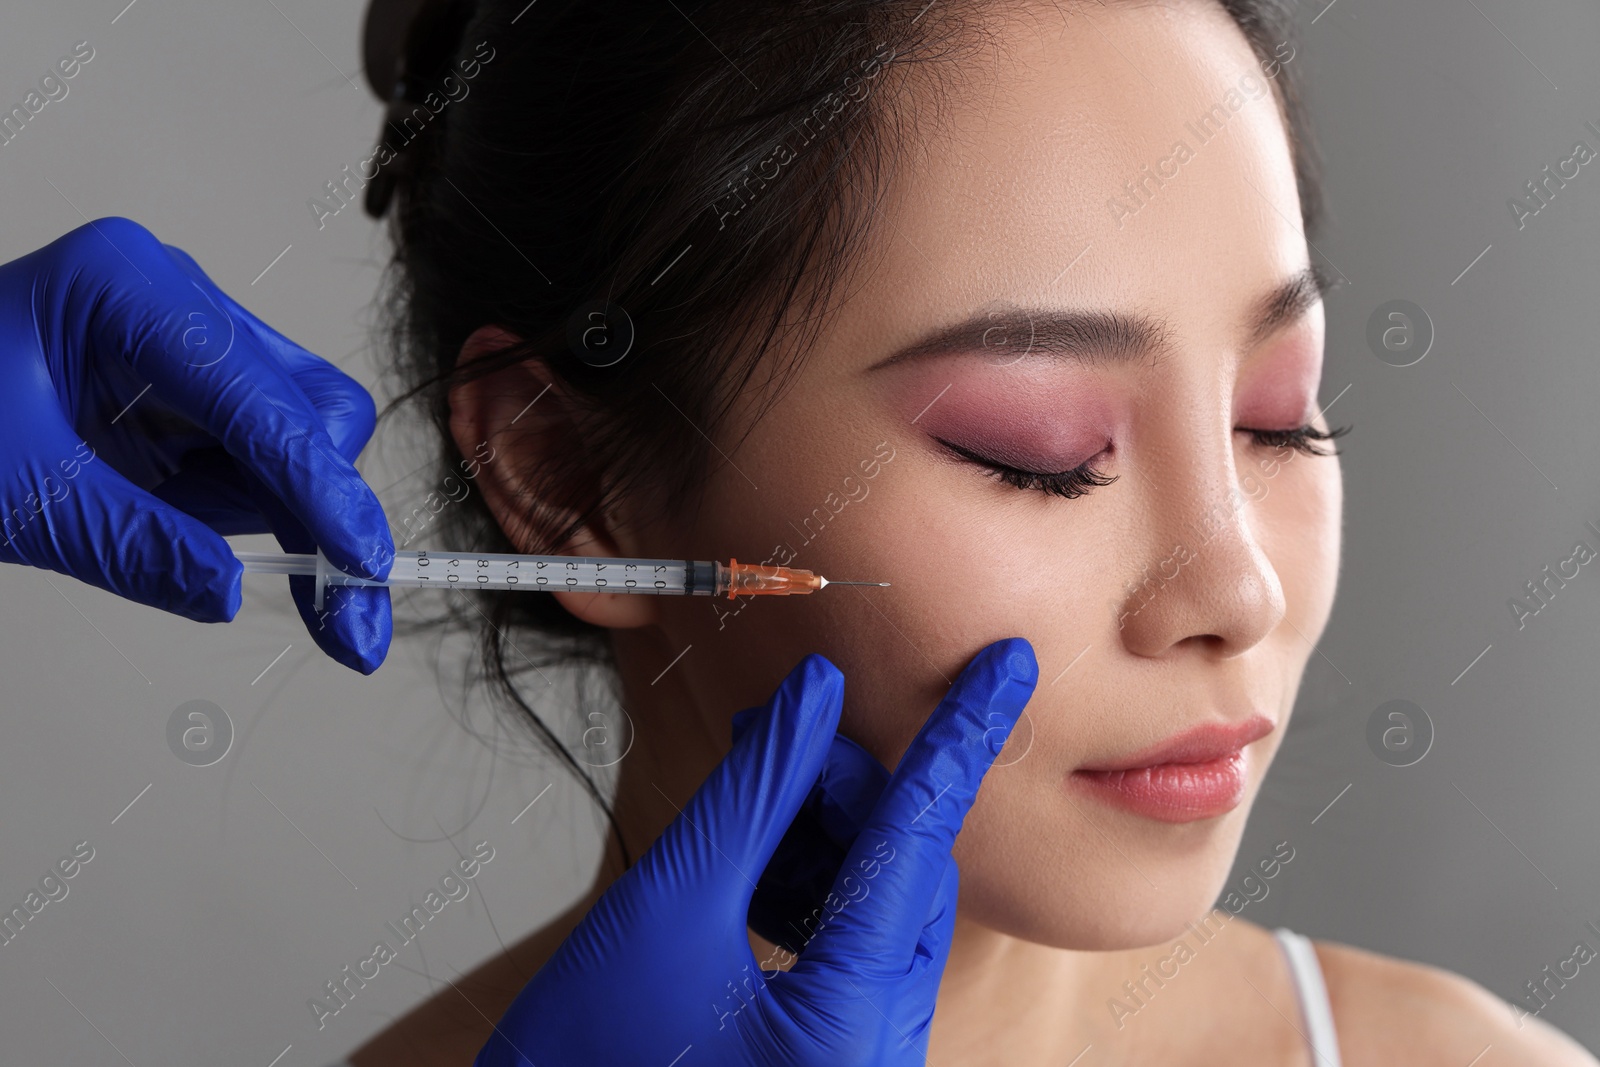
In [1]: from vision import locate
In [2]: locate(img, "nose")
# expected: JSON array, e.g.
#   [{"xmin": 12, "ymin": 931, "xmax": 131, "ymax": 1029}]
[{"xmin": 1113, "ymin": 450, "xmax": 1286, "ymax": 660}]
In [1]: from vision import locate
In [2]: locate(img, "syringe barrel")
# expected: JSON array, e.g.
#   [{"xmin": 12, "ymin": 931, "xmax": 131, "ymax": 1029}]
[
  {"xmin": 238, "ymin": 549, "xmax": 824, "ymax": 606},
  {"xmin": 314, "ymin": 549, "xmax": 723, "ymax": 604}
]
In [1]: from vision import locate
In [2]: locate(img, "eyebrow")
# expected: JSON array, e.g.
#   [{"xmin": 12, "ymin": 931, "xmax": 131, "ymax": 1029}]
[{"xmin": 870, "ymin": 263, "xmax": 1336, "ymax": 371}]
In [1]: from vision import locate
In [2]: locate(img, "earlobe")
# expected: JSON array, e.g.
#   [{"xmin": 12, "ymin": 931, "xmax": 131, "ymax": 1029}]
[
  {"xmin": 546, "ymin": 523, "xmax": 659, "ymax": 630},
  {"xmin": 447, "ymin": 325, "xmax": 657, "ymax": 630}
]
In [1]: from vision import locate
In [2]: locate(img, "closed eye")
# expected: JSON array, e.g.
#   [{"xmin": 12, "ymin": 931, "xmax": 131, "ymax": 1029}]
[
  {"xmin": 933, "ymin": 436, "xmax": 1117, "ymax": 500},
  {"xmin": 1237, "ymin": 422, "xmax": 1350, "ymax": 458},
  {"xmin": 936, "ymin": 421, "xmax": 1349, "ymax": 500}
]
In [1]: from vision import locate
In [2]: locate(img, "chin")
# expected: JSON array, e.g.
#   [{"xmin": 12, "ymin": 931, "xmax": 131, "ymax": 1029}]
[{"xmin": 952, "ymin": 788, "xmax": 1256, "ymax": 952}]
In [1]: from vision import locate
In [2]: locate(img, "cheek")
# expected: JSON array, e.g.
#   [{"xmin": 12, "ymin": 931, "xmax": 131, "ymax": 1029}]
[
  {"xmin": 738, "ymin": 456, "xmax": 1115, "ymax": 772},
  {"xmin": 654, "ymin": 428, "xmax": 1111, "ymax": 773}
]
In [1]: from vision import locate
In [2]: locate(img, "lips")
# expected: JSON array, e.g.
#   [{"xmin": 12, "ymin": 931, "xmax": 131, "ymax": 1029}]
[{"xmin": 1066, "ymin": 716, "xmax": 1274, "ymax": 824}]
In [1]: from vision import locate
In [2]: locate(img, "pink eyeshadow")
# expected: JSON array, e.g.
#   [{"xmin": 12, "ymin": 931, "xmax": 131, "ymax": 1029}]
[
  {"xmin": 1235, "ymin": 337, "xmax": 1322, "ymax": 427},
  {"xmin": 897, "ymin": 364, "xmax": 1120, "ymax": 470}
]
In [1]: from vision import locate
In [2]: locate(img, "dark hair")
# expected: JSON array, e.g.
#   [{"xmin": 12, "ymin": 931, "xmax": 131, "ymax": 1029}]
[{"xmin": 362, "ymin": 0, "xmax": 1325, "ymax": 873}]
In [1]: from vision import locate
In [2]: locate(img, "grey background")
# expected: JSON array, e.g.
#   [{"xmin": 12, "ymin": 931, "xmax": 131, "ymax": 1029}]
[{"xmin": 0, "ymin": 0, "xmax": 1597, "ymax": 1062}]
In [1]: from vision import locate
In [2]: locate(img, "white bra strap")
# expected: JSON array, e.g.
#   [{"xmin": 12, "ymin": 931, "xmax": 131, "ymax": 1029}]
[{"xmin": 1273, "ymin": 927, "xmax": 1344, "ymax": 1067}]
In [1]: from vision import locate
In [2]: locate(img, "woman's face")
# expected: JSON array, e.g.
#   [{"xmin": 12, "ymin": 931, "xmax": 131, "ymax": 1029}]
[{"xmin": 618, "ymin": 0, "xmax": 1341, "ymax": 950}]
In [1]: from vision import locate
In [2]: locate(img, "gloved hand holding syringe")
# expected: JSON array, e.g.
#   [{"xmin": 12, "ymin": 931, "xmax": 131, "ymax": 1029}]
[
  {"xmin": 0, "ymin": 216, "xmax": 889, "ymax": 675},
  {"xmin": 235, "ymin": 546, "xmax": 889, "ymax": 612}
]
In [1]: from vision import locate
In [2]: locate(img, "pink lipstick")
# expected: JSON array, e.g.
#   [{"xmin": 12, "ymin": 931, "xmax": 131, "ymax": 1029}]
[{"xmin": 1066, "ymin": 717, "xmax": 1273, "ymax": 823}]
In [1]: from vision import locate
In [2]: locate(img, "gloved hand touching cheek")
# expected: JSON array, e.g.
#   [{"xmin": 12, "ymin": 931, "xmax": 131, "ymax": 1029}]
[{"xmin": 475, "ymin": 636, "xmax": 1040, "ymax": 1067}]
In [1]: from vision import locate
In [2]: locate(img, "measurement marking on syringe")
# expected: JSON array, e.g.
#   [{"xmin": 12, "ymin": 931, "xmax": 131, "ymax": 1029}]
[{"xmin": 234, "ymin": 548, "xmax": 886, "ymax": 601}]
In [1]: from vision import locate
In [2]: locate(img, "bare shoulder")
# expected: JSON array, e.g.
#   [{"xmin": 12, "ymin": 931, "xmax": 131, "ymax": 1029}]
[{"xmin": 1313, "ymin": 938, "xmax": 1598, "ymax": 1067}]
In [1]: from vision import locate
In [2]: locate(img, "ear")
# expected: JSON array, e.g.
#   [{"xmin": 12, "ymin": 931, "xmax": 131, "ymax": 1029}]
[{"xmin": 447, "ymin": 324, "xmax": 657, "ymax": 630}]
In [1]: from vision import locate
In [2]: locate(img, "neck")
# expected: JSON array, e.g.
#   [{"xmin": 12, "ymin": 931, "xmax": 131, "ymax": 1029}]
[
  {"xmin": 592, "ymin": 625, "xmax": 727, "ymax": 880},
  {"xmin": 935, "ymin": 913, "xmax": 1136, "ymax": 1061}
]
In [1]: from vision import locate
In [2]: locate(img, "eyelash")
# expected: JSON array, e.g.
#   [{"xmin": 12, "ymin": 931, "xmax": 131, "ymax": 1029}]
[{"xmin": 936, "ymin": 423, "xmax": 1351, "ymax": 500}]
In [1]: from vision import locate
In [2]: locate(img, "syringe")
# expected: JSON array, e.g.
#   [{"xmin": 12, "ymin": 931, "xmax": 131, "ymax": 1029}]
[{"xmin": 235, "ymin": 548, "xmax": 890, "ymax": 611}]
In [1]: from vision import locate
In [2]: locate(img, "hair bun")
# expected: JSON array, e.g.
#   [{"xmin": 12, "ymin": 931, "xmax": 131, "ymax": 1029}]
[{"xmin": 360, "ymin": 0, "xmax": 476, "ymax": 217}]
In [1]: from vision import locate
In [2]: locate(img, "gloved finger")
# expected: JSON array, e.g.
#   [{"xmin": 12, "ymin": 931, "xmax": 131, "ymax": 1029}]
[
  {"xmin": 141, "ymin": 241, "xmax": 390, "ymax": 670},
  {"xmin": 138, "ymin": 380, "xmax": 391, "ymax": 670},
  {"xmin": 144, "ymin": 427, "xmax": 393, "ymax": 671},
  {"xmin": 910, "ymin": 854, "xmax": 960, "ymax": 990},
  {"xmin": 0, "ymin": 422, "xmax": 242, "ymax": 623},
  {"xmin": 239, "ymin": 465, "xmax": 391, "ymax": 675},
  {"xmin": 72, "ymin": 218, "xmax": 391, "ymax": 584},
  {"xmin": 884, "ymin": 855, "xmax": 961, "ymax": 1060},
  {"xmin": 793, "ymin": 637, "xmax": 1037, "ymax": 984},
  {"xmin": 161, "ymin": 242, "xmax": 379, "ymax": 462},
  {"xmin": 285, "ymin": 574, "xmax": 391, "ymax": 674},
  {"xmin": 638, "ymin": 653, "xmax": 844, "ymax": 915},
  {"xmin": 839, "ymin": 855, "xmax": 961, "ymax": 1064},
  {"xmin": 731, "ymin": 706, "xmax": 890, "ymax": 850},
  {"xmin": 735, "ymin": 706, "xmax": 890, "ymax": 954}
]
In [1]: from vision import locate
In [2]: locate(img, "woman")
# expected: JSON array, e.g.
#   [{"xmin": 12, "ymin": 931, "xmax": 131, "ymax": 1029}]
[{"xmin": 340, "ymin": 0, "xmax": 1595, "ymax": 1062}]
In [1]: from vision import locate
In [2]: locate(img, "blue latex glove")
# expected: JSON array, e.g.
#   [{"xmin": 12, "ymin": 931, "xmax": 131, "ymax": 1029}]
[
  {"xmin": 733, "ymin": 701, "xmax": 891, "ymax": 956},
  {"xmin": 0, "ymin": 217, "xmax": 393, "ymax": 673},
  {"xmin": 475, "ymin": 637, "xmax": 1040, "ymax": 1066}
]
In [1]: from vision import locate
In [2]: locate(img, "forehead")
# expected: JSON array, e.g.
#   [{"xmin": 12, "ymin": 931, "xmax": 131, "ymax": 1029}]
[{"xmin": 825, "ymin": 1, "xmax": 1308, "ymax": 362}]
